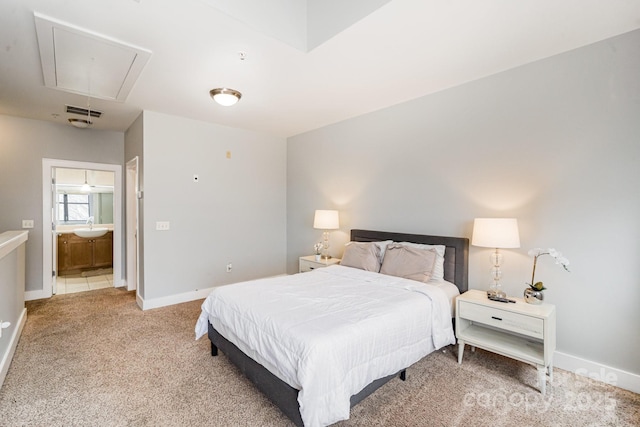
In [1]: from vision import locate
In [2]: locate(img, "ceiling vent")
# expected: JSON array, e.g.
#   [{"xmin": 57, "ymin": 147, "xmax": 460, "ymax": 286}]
[
  {"xmin": 66, "ymin": 105, "xmax": 102, "ymax": 118},
  {"xmin": 34, "ymin": 12, "xmax": 151, "ymax": 102}
]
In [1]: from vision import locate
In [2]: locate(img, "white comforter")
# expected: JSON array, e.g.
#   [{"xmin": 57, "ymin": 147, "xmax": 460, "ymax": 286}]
[{"xmin": 195, "ymin": 265, "xmax": 456, "ymax": 427}]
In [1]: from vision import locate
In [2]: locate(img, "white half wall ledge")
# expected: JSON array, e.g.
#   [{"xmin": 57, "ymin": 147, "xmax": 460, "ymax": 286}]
[
  {"xmin": 554, "ymin": 351, "xmax": 640, "ymax": 395},
  {"xmin": 0, "ymin": 231, "xmax": 29, "ymax": 259},
  {"xmin": 0, "ymin": 308, "xmax": 26, "ymax": 389}
]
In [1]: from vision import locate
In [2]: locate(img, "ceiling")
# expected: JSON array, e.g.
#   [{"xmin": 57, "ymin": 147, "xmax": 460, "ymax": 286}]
[{"xmin": 1, "ymin": 0, "xmax": 639, "ymax": 138}]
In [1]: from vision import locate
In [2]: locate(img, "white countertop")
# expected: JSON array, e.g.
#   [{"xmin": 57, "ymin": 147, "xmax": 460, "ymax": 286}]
[{"xmin": 56, "ymin": 224, "xmax": 114, "ymax": 233}]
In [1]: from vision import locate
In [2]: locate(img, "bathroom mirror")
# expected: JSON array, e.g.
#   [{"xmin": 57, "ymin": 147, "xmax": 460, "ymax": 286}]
[{"xmin": 54, "ymin": 168, "xmax": 115, "ymax": 225}]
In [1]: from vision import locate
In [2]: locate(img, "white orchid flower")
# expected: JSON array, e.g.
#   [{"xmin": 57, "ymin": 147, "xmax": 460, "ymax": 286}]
[
  {"xmin": 528, "ymin": 248, "xmax": 543, "ymax": 257},
  {"xmin": 528, "ymin": 247, "xmax": 571, "ymax": 290},
  {"xmin": 556, "ymin": 256, "xmax": 570, "ymax": 271}
]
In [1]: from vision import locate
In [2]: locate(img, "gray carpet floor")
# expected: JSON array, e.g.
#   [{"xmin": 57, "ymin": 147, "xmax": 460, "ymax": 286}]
[{"xmin": 1, "ymin": 287, "xmax": 638, "ymax": 426}]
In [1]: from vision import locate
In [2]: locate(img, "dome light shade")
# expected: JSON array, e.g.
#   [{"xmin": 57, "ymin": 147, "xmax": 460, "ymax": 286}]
[
  {"xmin": 210, "ymin": 88, "xmax": 242, "ymax": 106},
  {"xmin": 68, "ymin": 118, "xmax": 92, "ymax": 128}
]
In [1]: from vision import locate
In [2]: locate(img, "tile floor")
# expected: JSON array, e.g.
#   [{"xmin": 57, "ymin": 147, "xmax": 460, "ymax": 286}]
[{"xmin": 55, "ymin": 273, "xmax": 113, "ymax": 295}]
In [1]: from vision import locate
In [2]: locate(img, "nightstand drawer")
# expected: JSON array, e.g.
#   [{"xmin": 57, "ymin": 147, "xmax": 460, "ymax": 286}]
[
  {"xmin": 299, "ymin": 256, "xmax": 341, "ymax": 273},
  {"xmin": 299, "ymin": 259, "xmax": 317, "ymax": 273},
  {"xmin": 458, "ymin": 300, "xmax": 544, "ymax": 340}
]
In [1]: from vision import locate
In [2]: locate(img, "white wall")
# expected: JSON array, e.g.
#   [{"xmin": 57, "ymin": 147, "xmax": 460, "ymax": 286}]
[
  {"xmin": 0, "ymin": 115, "xmax": 124, "ymax": 293},
  {"xmin": 287, "ymin": 30, "xmax": 640, "ymax": 377},
  {"xmin": 140, "ymin": 111, "xmax": 287, "ymax": 303}
]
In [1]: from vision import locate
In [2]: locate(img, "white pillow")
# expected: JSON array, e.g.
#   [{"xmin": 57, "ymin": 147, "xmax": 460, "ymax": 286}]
[{"xmin": 396, "ymin": 242, "xmax": 446, "ymax": 281}]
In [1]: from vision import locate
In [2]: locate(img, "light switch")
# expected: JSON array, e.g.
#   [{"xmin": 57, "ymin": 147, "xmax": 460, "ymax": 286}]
[
  {"xmin": 22, "ymin": 220, "xmax": 34, "ymax": 228},
  {"xmin": 156, "ymin": 221, "xmax": 170, "ymax": 231}
]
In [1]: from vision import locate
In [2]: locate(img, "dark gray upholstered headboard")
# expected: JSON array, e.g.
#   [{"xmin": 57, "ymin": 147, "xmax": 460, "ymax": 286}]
[{"xmin": 350, "ymin": 229, "xmax": 469, "ymax": 294}]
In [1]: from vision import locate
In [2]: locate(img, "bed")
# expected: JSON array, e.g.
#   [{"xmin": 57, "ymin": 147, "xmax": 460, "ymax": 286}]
[{"xmin": 195, "ymin": 229, "xmax": 469, "ymax": 426}]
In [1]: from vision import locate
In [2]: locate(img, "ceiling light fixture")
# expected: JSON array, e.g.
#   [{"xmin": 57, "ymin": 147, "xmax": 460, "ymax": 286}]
[
  {"xmin": 68, "ymin": 118, "xmax": 92, "ymax": 128},
  {"xmin": 81, "ymin": 170, "xmax": 91, "ymax": 192},
  {"xmin": 210, "ymin": 88, "xmax": 242, "ymax": 106}
]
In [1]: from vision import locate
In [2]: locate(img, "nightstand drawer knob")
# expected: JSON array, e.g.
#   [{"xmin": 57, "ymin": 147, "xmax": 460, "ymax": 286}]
[{"xmin": 491, "ymin": 316, "xmax": 502, "ymax": 321}]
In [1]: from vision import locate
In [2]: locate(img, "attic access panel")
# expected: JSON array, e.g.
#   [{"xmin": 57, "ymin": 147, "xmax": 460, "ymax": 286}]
[{"xmin": 34, "ymin": 12, "xmax": 151, "ymax": 102}]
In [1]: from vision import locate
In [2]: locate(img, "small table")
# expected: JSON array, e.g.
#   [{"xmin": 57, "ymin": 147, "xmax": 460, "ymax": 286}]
[
  {"xmin": 299, "ymin": 255, "xmax": 341, "ymax": 273},
  {"xmin": 455, "ymin": 289, "xmax": 556, "ymax": 394}
]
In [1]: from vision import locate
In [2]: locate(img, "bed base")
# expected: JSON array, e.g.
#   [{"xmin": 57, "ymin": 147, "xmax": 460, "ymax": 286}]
[{"xmin": 208, "ymin": 323, "xmax": 406, "ymax": 427}]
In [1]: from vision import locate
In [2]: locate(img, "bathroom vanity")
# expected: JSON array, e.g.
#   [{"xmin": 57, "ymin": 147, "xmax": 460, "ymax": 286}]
[{"xmin": 57, "ymin": 231, "xmax": 113, "ymax": 275}]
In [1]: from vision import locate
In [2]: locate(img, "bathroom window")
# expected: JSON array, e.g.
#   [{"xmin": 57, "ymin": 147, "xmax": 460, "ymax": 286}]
[{"xmin": 58, "ymin": 193, "xmax": 90, "ymax": 224}]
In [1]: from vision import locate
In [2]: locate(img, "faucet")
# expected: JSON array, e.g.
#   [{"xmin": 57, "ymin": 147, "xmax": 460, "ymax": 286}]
[{"xmin": 86, "ymin": 216, "xmax": 94, "ymax": 229}]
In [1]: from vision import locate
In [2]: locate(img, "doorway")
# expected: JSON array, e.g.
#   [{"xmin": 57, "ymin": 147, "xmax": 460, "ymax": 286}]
[
  {"xmin": 54, "ymin": 167, "xmax": 115, "ymax": 294},
  {"xmin": 42, "ymin": 159, "xmax": 123, "ymax": 298}
]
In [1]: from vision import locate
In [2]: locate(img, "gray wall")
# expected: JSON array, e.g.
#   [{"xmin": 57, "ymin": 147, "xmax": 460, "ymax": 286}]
[
  {"xmin": 0, "ymin": 115, "xmax": 124, "ymax": 292},
  {"xmin": 140, "ymin": 111, "xmax": 287, "ymax": 301},
  {"xmin": 287, "ymin": 30, "xmax": 640, "ymax": 375},
  {"xmin": 307, "ymin": 0, "xmax": 391, "ymax": 50}
]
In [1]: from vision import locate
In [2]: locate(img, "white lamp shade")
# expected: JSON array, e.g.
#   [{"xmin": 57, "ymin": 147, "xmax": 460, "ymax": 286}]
[
  {"xmin": 313, "ymin": 210, "xmax": 339, "ymax": 230},
  {"xmin": 472, "ymin": 218, "xmax": 520, "ymax": 248}
]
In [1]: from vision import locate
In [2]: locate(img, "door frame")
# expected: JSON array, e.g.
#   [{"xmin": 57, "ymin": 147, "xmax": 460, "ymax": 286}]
[
  {"xmin": 42, "ymin": 158, "xmax": 123, "ymax": 298},
  {"xmin": 125, "ymin": 157, "xmax": 139, "ymax": 293}
]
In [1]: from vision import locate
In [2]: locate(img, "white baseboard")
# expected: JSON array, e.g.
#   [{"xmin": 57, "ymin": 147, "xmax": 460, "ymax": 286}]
[
  {"xmin": 138, "ymin": 287, "xmax": 217, "ymax": 311},
  {"xmin": 0, "ymin": 307, "xmax": 27, "ymax": 388},
  {"xmin": 136, "ymin": 275, "xmax": 287, "ymax": 310},
  {"xmin": 25, "ymin": 289, "xmax": 48, "ymax": 301},
  {"xmin": 554, "ymin": 351, "xmax": 640, "ymax": 394}
]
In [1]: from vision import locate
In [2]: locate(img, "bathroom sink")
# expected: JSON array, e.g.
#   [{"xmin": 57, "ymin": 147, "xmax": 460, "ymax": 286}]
[{"xmin": 73, "ymin": 228, "xmax": 109, "ymax": 238}]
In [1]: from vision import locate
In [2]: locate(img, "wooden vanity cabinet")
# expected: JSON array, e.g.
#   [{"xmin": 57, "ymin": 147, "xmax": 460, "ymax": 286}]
[
  {"xmin": 57, "ymin": 231, "xmax": 113, "ymax": 275},
  {"xmin": 92, "ymin": 233, "xmax": 113, "ymax": 268}
]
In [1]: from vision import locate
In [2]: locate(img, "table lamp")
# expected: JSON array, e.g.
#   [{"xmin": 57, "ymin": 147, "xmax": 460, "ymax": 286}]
[
  {"xmin": 313, "ymin": 210, "xmax": 339, "ymax": 259},
  {"xmin": 472, "ymin": 218, "xmax": 520, "ymax": 297}
]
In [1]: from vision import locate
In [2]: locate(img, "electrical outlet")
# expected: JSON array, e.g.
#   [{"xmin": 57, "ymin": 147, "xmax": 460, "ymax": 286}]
[
  {"xmin": 0, "ymin": 320, "xmax": 10, "ymax": 338},
  {"xmin": 22, "ymin": 220, "xmax": 34, "ymax": 228},
  {"xmin": 156, "ymin": 221, "xmax": 170, "ymax": 231},
  {"xmin": 226, "ymin": 263, "xmax": 232, "ymax": 273}
]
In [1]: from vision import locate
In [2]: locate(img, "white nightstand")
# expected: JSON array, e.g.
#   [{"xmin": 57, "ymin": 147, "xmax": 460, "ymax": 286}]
[
  {"xmin": 299, "ymin": 256, "xmax": 341, "ymax": 273},
  {"xmin": 455, "ymin": 289, "xmax": 556, "ymax": 394}
]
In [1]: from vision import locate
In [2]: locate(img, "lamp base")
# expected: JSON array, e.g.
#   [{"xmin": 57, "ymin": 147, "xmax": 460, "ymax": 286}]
[
  {"xmin": 487, "ymin": 286, "xmax": 506, "ymax": 298},
  {"xmin": 491, "ymin": 289, "xmax": 506, "ymax": 298}
]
